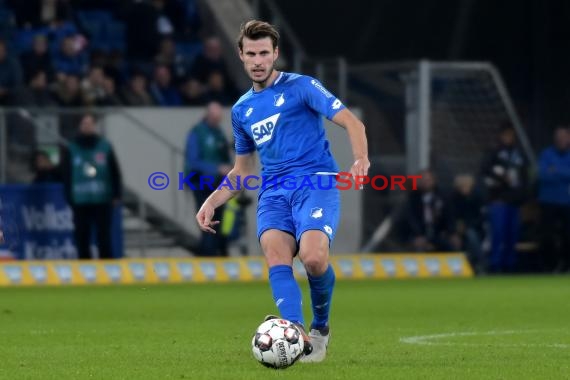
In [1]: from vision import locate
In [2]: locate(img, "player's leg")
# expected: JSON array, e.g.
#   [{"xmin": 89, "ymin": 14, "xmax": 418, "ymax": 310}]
[
  {"xmin": 260, "ymin": 229, "xmax": 313, "ymax": 355},
  {"xmin": 294, "ymin": 175, "xmax": 340, "ymax": 362},
  {"xmin": 298, "ymin": 230, "xmax": 335, "ymax": 329},
  {"xmin": 297, "ymin": 230, "xmax": 335, "ymax": 363},
  {"xmin": 260, "ymin": 229, "xmax": 303, "ymax": 325}
]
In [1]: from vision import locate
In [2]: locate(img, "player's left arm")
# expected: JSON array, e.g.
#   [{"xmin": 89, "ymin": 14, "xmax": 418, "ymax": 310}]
[
  {"xmin": 300, "ymin": 76, "xmax": 370, "ymax": 179},
  {"xmin": 331, "ymin": 108, "xmax": 370, "ymax": 179}
]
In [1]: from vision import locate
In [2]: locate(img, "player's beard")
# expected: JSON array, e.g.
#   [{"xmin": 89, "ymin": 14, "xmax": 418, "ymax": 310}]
[{"xmin": 250, "ymin": 65, "xmax": 274, "ymax": 86}]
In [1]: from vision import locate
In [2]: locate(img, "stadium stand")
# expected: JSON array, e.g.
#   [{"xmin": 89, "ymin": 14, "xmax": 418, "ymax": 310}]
[{"xmin": 0, "ymin": 0, "xmax": 236, "ymax": 108}]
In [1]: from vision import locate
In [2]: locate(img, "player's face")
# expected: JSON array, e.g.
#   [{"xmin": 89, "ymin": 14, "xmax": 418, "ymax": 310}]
[{"xmin": 239, "ymin": 37, "xmax": 278, "ymax": 84}]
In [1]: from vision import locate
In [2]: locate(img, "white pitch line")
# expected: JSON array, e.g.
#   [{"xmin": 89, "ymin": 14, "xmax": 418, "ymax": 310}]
[{"xmin": 400, "ymin": 330, "xmax": 570, "ymax": 349}]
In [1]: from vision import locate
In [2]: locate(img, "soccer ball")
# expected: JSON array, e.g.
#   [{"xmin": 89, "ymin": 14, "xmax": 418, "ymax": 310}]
[{"xmin": 251, "ymin": 318, "xmax": 305, "ymax": 369}]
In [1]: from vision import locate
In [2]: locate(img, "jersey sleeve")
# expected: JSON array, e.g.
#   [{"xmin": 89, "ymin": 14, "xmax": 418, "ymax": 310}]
[
  {"xmin": 232, "ymin": 108, "xmax": 255, "ymax": 155},
  {"xmin": 299, "ymin": 76, "xmax": 346, "ymax": 120}
]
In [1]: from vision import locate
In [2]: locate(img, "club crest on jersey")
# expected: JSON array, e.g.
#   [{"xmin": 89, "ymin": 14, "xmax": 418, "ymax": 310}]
[
  {"xmin": 251, "ymin": 113, "xmax": 280, "ymax": 146},
  {"xmin": 310, "ymin": 207, "xmax": 323, "ymax": 219},
  {"xmin": 274, "ymin": 93, "xmax": 285, "ymax": 107}
]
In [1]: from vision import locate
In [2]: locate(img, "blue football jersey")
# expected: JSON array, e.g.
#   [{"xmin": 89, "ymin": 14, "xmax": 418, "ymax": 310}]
[{"xmin": 231, "ymin": 72, "xmax": 345, "ymax": 183}]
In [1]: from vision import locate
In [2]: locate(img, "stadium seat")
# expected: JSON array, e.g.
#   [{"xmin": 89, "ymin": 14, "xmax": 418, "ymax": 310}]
[
  {"xmin": 81, "ymin": 20, "xmax": 104, "ymax": 41},
  {"xmin": 176, "ymin": 41, "xmax": 202, "ymax": 62},
  {"xmin": 105, "ymin": 22, "xmax": 126, "ymax": 52},
  {"xmin": 77, "ymin": 10, "xmax": 113, "ymax": 25},
  {"xmin": 12, "ymin": 29, "xmax": 38, "ymax": 53}
]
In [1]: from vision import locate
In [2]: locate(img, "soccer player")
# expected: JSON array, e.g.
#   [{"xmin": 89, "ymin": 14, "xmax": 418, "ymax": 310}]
[{"xmin": 196, "ymin": 20, "xmax": 369, "ymax": 362}]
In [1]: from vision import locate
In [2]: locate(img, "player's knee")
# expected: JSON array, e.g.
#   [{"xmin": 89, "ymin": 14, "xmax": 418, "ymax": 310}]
[
  {"xmin": 260, "ymin": 230, "xmax": 297, "ymax": 266},
  {"xmin": 299, "ymin": 230, "xmax": 330, "ymax": 275},
  {"xmin": 300, "ymin": 246, "xmax": 328, "ymax": 276},
  {"xmin": 264, "ymin": 247, "xmax": 293, "ymax": 267}
]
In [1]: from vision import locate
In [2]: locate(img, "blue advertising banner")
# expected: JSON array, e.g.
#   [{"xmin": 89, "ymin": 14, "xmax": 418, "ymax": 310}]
[{"xmin": 0, "ymin": 184, "xmax": 123, "ymax": 260}]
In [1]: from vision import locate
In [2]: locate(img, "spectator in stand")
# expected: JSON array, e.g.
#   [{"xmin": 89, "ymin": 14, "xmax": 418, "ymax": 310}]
[
  {"xmin": 100, "ymin": 77, "xmax": 122, "ymax": 106},
  {"xmin": 53, "ymin": 74, "xmax": 82, "ymax": 107},
  {"xmin": 53, "ymin": 35, "xmax": 88, "ymax": 77},
  {"xmin": 403, "ymin": 169, "xmax": 453, "ymax": 252},
  {"xmin": 81, "ymin": 66, "xmax": 107, "ymax": 105},
  {"xmin": 103, "ymin": 50, "xmax": 127, "ymax": 88},
  {"xmin": 80, "ymin": 65, "xmax": 120, "ymax": 106},
  {"xmin": 121, "ymin": 71, "xmax": 155, "ymax": 106},
  {"xmin": 189, "ymin": 36, "xmax": 238, "ymax": 97},
  {"xmin": 202, "ymin": 70, "xmax": 234, "ymax": 105},
  {"xmin": 161, "ymin": 0, "xmax": 191, "ymax": 38},
  {"xmin": 8, "ymin": 0, "xmax": 72, "ymax": 28},
  {"xmin": 124, "ymin": 0, "xmax": 174, "ymax": 62},
  {"xmin": 0, "ymin": 40, "xmax": 24, "ymax": 105},
  {"xmin": 481, "ymin": 122, "xmax": 529, "ymax": 273},
  {"xmin": 20, "ymin": 34, "xmax": 54, "ymax": 83},
  {"xmin": 12, "ymin": 70, "xmax": 58, "ymax": 107},
  {"xmin": 32, "ymin": 150, "xmax": 62, "ymax": 183},
  {"xmin": 170, "ymin": 0, "xmax": 202, "ymax": 39},
  {"xmin": 448, "ymin": 174, "xmax": 485, "ymax": 273},
  {"xmin": 180, "ymin": 76, "xmax": 206, "ymax": 106},
  {"xmin": 537, "ymin": 126, "xmax": 570, "ymax": 273},
  {"xmin": 155, "ymin": 37, "xmax": 190, "ymax": 84},
  {"xmin": 53, "ymin": 73, "xmax": 83, "ymax": 140},
  {"xmin": 149, "ymin": 64, "xmax": 182, "ymax": 106}
]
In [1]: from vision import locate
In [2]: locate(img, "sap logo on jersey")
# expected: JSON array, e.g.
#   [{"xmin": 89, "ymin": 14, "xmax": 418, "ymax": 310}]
[{"xmin": 251, "ymin": 113, "xmax": 280, "ymax": 146}]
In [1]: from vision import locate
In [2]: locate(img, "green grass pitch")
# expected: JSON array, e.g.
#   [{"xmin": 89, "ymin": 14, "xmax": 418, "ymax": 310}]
[{"xmin": 0, "ymin": 276, "xmax": 569, "ymax": 379}]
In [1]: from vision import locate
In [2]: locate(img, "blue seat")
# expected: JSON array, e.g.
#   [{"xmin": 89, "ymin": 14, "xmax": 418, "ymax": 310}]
[
  {"xmin": 82, "ymin": 20, "xmax": 104, "ymax": 40},
  {"xmin": 77, "ymin": 10, "xmax": 112, "ymax": 25},
  {"xmin": 104, "ymin": 22, "xmax": 126, "ymax": 52},
  {"xmin": 176, "ymin": 41, "xmax": 202, "ymax": 62},
  {"xmin": 13, "ymin": 29, "xmax": 40, "ymax": 53}
]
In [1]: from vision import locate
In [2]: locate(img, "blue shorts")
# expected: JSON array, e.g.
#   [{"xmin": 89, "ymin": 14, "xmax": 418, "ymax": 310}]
[{"xmin": 256, "ymin": 174, "xmax": 341, "ymax": 246}]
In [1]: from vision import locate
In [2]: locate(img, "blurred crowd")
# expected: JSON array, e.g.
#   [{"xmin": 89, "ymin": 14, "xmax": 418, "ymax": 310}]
[
  {"xmin": 396, "ymin": 123, "xmax": 570, "ymax": 275},
  {"xmin": 0, "ymin": 0, "xmax": 239, "ymax": 108}
]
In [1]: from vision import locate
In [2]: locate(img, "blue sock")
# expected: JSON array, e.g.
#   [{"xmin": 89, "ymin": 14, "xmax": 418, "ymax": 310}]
[
  {"xmin": 268, "ymin": 265, "xmax": 304, "ymax": 326},
  {"xmin": 308, "ymin": 264, "xmax": 335, "ymax": 329}
]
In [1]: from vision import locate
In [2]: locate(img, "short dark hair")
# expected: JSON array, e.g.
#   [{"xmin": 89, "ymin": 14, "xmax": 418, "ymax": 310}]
[{"xmin": 237, "ymin": 20, "xmax": 279, "ymax": 51}]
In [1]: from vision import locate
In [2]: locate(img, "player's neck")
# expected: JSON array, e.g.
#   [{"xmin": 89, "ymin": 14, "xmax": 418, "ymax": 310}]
[{"xmin": 252, "ymin": 70, "xmax": 281, "ymax": 92}]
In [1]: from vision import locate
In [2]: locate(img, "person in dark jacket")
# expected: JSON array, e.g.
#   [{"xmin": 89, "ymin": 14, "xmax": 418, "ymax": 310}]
[
  {"xmin": 537, "ymin": 127, "xmax": 570, "ymax": 272},
  {"xmin": 60, "ymin": 113, "xmax": 122, "ymax": 259},
  {"xmin": 448, "ymin": 174, "xmax": 485, "ymax": 272},
  {"xmin": 481, "ymin": 122, "xmax": 529, "ymax": 273},
  {"xmin": 404, "ymin": 169, "xmax": 453, "ymax": 252}
]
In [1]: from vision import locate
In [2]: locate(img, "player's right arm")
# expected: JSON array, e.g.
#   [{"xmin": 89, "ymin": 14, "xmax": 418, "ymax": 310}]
[
  {"xmin": 196, "ymin": 153, "xmax": 256, "ymax": 233},
  {"xmin": 196, "ymin": 105, "xmax": 256, "ymax": 233}
]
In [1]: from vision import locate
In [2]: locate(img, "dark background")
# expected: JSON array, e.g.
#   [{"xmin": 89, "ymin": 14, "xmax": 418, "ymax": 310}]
[{"xmin": 275, "ymin": 0, "xmax": 570, "ymax": 151}]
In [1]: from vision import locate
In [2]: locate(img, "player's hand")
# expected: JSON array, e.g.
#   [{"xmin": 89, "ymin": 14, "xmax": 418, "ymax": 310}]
[
  {"xmin": 350, "ymin": 157, "xmax": 370, "ymax": 189},
  {"xmin": 196, "ymin": 201, "xmax": 219, "ymax": 234}
]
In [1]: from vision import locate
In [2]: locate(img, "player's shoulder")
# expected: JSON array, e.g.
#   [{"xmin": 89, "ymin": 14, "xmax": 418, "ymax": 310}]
[
  {"xmin": 232, "ymin": 88, "xmax": 255, "ymax": 111},
  {"xmin": 281, "ymin": 72, "xmax": 334, "ymax": 97},
  {"xmin": 279, "ymin": 72, "xmax": 317, "ymax": 88}
]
